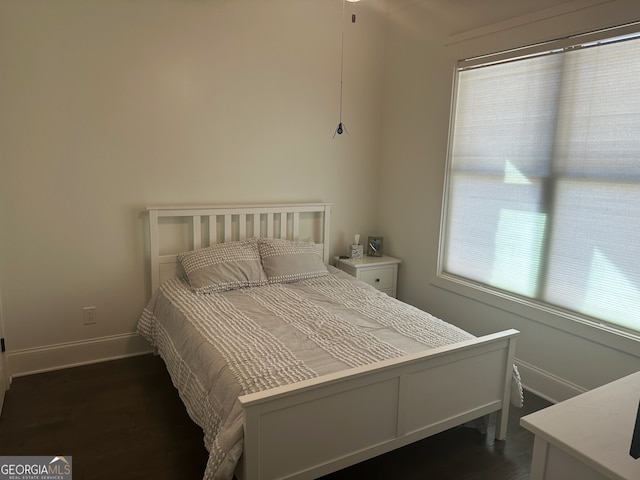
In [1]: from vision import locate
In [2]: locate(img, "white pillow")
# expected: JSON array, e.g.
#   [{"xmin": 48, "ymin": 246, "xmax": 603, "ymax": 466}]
[
  {"xmin": 178, "ymin": 239, "xmax": 267, "ymax": 294},
  {"xmin": 258, "ymin": 238, "xmax": 329, "ymax": 284}
]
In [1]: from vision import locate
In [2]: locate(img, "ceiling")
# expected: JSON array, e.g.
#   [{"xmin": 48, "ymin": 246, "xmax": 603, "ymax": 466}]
[{"xmin": 409, "ymin": 0, "xmax": 600, "ymax": 37}]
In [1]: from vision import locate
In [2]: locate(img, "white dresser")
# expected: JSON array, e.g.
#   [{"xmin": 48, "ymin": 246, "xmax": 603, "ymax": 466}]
[
  {"xmin": 521, "ymin": 371, "xmax": 640, "ymax": 480},
  {"xmin": 334, "ymin": 255, "xmax": 401, "ymax": 298}
]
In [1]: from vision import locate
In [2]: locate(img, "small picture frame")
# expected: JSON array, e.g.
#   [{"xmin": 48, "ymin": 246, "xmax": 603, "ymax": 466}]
[{"xmin": 367, "ymin": 236, "xmax": 383, "ymax": 257}]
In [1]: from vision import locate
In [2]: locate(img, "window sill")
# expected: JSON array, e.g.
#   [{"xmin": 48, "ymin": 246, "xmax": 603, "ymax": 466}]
[{"xmin": 431, "ymin": 271, "xmax": 640, "ymax": 358}]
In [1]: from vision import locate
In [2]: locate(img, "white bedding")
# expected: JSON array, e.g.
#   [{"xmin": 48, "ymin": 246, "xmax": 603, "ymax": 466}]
[{"xmin": 137, "ymin": 267, "xmax": 518, "ymax": 480}]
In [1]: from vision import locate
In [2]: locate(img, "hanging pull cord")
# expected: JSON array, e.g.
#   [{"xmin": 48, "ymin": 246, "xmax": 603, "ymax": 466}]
[{"xmin": 334, "ymin": 0, "xmax": 347, "ymax": 138}]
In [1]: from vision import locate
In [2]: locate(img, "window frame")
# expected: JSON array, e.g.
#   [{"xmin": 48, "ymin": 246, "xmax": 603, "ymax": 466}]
[{"xmin": 434, "ymin": 22, "xmax": 640, "ymax": 356}]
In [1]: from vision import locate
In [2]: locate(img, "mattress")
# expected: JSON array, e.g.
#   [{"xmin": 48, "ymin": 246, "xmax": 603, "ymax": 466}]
[{"xmin": 137, "ymin": 267, "xmax": 506, "ymax": 480}]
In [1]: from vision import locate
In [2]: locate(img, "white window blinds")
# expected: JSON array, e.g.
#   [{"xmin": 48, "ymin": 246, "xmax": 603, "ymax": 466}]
[{"xmin": 442, "ymin": 27, "xmax": 640, "ymax": 334}]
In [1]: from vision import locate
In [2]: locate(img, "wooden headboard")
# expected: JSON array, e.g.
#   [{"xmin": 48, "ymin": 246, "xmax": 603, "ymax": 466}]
[{"xmin": 146, "ymin": 203, "xmax": 332, "ymax": 293}]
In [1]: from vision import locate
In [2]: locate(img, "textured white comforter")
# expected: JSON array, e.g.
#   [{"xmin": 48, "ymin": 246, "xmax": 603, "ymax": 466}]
[{"xmin": 137, "ymin": 267, "xmax": 489, "ymax": 480}]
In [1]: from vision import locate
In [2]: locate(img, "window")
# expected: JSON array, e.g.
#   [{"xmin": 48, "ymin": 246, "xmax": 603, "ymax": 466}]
[{"xmin": 441, "ymin": 24, "xmax": 640, "ymax": 335}]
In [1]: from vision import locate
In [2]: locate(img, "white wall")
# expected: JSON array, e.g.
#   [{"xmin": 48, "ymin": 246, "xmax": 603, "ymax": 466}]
[
  {"xmin": 380, "ymin": 0, "xmax": 640, "ymax": 402},
  {"xmin": 0, "ymin": 0, "xmax": 388, "ymax": 375}
]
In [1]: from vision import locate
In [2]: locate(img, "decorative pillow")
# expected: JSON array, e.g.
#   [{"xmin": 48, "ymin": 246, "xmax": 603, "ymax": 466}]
[
  {"xmin": 258, "ymin": 238, "xmax": 329, "ymax": 284},
  {"xmin": 178, "ymin": 239, "xmax": 267, "ymax": 294}
]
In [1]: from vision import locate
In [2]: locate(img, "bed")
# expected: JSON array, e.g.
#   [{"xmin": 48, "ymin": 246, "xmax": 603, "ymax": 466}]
[{"xmin": 137, "ymin": 203, "xmax": 521, "ymax": 480}]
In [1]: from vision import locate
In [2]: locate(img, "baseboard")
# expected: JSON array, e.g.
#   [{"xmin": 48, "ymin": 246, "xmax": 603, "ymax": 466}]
[
  {"xmin": 7, "ymin": 339, "xmax": 587, "ymax": 403},
  {"xmin": 7, "ymin": 333, "xmax": 153, "ymax": 378},
  {"xmin": 516, "ymin": 358, "xmax": 587, "ymax": 404}
]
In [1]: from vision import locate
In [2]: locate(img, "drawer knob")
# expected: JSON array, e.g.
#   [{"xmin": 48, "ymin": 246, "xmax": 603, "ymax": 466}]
[{"xmin": 375, "ymin": 278, "xmax": 380, "ymax": 282}]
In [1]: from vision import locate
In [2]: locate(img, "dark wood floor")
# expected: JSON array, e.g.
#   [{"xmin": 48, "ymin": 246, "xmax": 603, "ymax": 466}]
[{"xmin": 0, "ymin": 354, "xmax": 550, "ymax": 480}]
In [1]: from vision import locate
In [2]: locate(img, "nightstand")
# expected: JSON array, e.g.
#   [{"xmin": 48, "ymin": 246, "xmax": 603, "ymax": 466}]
[{"xmin": 334, "ymin": 255, "xmax": 401, "ymax": 298}]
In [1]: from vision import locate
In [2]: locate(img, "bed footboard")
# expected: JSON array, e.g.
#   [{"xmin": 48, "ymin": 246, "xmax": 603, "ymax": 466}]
[{"xmin": 238, "ymin": 329, "xmax": 518, "ymax": 480}]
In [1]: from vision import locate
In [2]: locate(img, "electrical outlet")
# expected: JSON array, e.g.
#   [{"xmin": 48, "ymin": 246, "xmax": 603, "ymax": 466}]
[{"xmin": 82, "ymin": 306, "xmax": 96, "ymax": 325}]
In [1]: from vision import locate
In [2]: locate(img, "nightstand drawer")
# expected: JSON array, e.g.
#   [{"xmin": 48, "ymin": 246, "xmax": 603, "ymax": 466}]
[
  {"xmin": 359, "ymin": 267, "xmax": 394, "ymax": 291},
  {"xmin": 333, "ymin": 255, "xmax": 401, "ymax": 298}
]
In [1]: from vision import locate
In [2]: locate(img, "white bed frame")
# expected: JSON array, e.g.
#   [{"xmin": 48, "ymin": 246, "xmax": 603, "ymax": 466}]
[{"xmin": 146, "ymin": 203, "xmax": 519, "ymax": 480}]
